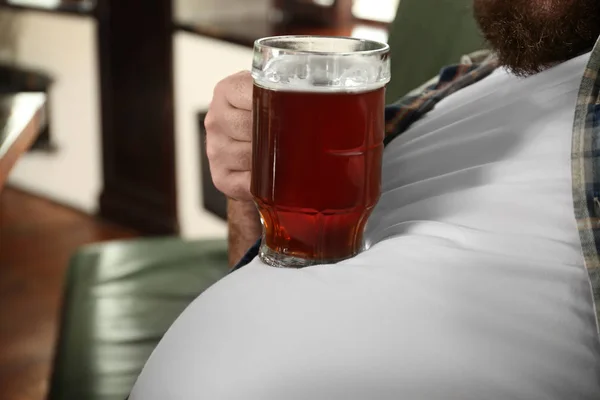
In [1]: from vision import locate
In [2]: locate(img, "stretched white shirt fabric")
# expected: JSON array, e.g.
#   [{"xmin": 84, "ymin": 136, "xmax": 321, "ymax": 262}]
[{"xmin": 130, "ymin": 52, "xmax": 600, "ymax": 400}]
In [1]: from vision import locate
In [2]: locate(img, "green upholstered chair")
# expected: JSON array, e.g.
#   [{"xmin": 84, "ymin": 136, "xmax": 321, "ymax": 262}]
[
  {"xmin": 47, "ymin": 2, "xmax": 485, "ymax": 399},
  {"xmin": 47, "ymin": 239, "xmax": 229, "ymax": 400},
  {"xmin": 386, "ymin": 0, "xmax": 484, "ymax": 103}
]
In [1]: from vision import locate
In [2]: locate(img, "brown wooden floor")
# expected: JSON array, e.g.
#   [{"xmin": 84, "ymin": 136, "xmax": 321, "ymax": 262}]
[{"xmin": 0, "ymin": 187, "xmax": 137, "ymax": 400}]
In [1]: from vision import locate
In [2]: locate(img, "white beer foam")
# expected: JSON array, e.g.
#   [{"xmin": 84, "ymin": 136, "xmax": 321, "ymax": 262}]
[{"xmin": 253, "ymin": 54, "xmax": 389, "ymax": 93}]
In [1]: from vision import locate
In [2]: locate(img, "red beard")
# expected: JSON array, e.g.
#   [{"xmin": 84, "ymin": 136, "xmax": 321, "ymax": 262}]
[{"xmin": 473, "ymin": 0, "xmax": 600, "ymax": 76}]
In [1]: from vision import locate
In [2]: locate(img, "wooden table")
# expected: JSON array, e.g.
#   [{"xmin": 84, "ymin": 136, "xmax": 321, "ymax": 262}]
[{"xmin": 0, "ymin": 92, "xmax": 47, "ymax": 190}]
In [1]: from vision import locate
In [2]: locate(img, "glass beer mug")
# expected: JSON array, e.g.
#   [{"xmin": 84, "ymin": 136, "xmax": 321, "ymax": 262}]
[{"xmin": 251, "ymin": 35, "xmax": 391, "ymax": 268}]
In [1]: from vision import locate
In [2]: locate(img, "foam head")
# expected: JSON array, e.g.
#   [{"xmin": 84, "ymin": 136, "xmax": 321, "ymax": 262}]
[{"xmin": 252, "ymin": 36, "xmax": 391, "ymax": 93}]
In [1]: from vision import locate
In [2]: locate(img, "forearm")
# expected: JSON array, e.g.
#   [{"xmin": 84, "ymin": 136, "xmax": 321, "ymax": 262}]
[{"xmin": 227, "ymin": 198, "xmax": 262, "ymax": 267}]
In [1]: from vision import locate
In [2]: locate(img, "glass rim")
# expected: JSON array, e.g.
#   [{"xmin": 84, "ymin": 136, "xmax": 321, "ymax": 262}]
[{"xmin": 254, "ymin": 35, "xmax": 390, "ymax": 57}]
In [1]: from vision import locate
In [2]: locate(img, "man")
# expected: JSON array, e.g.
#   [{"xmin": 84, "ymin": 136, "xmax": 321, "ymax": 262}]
[{"xmin": 130, "ymin": 0, "xmax": 600, "ymax": 398}]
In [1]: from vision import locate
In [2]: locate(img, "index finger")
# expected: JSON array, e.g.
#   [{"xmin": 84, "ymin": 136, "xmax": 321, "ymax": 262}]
[{"xmin": 224, "ymin": 71, "xmax": 253, "ymax": 111}]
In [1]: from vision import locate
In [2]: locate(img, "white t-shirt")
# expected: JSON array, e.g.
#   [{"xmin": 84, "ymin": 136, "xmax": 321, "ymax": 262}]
[{"xmin": 131, "ymin": 52, "xmax": 600, "ymax": 400}]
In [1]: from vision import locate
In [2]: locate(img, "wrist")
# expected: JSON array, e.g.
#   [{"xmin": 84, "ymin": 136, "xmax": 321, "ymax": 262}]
[
  {"xmin": 227, "ymin": 198, "xmax": 260, "ymax": 225},
  {"xmin": 228, "ymin": 197, "xmax": 257, "ymax": 211},
  {"xmin": 227, "ymin": 197, "xmax": 262, "ymax": 267}
]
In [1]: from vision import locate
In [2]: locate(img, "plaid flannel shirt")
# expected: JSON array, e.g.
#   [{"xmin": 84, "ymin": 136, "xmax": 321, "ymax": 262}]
[
  {"xmin": 236, "ymin": 41, "xmax": 600, "ymax": 339},
  {"xmin": 572, "ymin": 38, "xmax": 600, "ymax": 338}
]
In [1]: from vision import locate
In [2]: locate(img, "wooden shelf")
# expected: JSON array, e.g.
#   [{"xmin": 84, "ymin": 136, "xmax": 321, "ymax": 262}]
[{"xmin": 0, "ymin": 92, "xmax": 46, "ymax": 189}]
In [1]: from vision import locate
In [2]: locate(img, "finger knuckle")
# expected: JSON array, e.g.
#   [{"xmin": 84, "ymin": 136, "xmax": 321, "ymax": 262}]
[
  {"xmin": 205, "ymin": 140, "xmax": 219, "ymax": 162},
  {"xmin": 233, "ymin": 77, "xmax": 246, "ymax": 95},
  {"xmin": 211, "ymin": 170, "xmax": 228, "ymax": 194},
  {"xmin": 204, "ymin": 111, "xmax": 217, "ymax": 132},
  {"xmin": 229, "ymin": 113, "xmax": 253, "ymax": 142},
  {"xmin": 205, "ymin": 132, "xmax": 221, "ymax": 160},
  {"xmin": 229, "ymin": 72, "xmax": 252, "ymax": 108},
  {"xmin": 242, "ymin": 153, "xmax": 252, "ymax": 169},
  {"xmin": 213, "ymin": 77, "xmax": 227, "ymax": 96},
  {"xmin": 235, "ymin": 148, "xmax": 252, "ymax": 168}
]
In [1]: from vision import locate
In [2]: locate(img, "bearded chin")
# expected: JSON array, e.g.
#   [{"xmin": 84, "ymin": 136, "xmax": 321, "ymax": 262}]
[{"xmin": 473, "ymin": 0, "xmax": 600, "ymax": 76}]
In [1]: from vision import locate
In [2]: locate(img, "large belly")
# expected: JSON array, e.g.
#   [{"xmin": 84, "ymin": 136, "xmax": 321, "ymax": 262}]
[
  {"xmin": 130, "ymin": 58, "xmax": 600, "ymax": 400},
  {"xmin": 130, "ymin": 238, "xmax": 600, "ymax": 400}
]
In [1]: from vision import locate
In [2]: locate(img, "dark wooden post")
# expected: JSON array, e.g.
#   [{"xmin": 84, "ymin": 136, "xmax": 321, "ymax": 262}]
[{"xmin": 96, "ymin": 0, "xmax": 178, "ymax": 234}]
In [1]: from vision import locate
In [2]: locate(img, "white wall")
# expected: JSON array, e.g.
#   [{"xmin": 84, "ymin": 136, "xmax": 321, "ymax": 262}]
[
  {"xmin": 6, "ymin": 11, "xmax": 101, "ymax": 213},
  {"xmin": 173, "ymin": 32, "xmax": 253, "ymax": 238}
]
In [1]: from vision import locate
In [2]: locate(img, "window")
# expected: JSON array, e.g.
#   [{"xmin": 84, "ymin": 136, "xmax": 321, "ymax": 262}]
[
  {"xmin": 313, "ymin": 0, "xmax": 334, "ymax": 6},
  {"xmin": 6, "ymin": 0, "xmax": 94, "ymax": 11},
  {"xmin": 7, "ymin": 0, "xmax": 61, "ymax": 6},
  {"xmin": 351, "ymin": 25, "xmax": 389, "ymax": 43},
  {"xmin": 277, "ymin": 0, "xmax": 400, "ymax": 26},
  {"xmin": 352, "ymin": 0, "xmax": 400, "ymax": 24}
]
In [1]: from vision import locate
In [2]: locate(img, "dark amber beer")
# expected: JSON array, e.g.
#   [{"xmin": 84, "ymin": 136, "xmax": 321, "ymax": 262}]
[{"xmin": 251, "ymin": 36, "xmax": 390, "ymax": 267}]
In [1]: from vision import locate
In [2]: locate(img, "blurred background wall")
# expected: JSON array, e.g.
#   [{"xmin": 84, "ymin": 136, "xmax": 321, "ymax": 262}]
[
  {"xmin": 173, "ymin": 33, "xmax": 248, "ymax": 238},
  {"xmin": 4, "ymin": 10, "xmax": 101, "ymax": 213}
]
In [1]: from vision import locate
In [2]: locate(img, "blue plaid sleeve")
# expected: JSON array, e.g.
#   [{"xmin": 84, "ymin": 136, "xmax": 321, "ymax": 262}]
[{"xmin": 230, "ymin": 238, "xmax": 261, "ymax": 271}]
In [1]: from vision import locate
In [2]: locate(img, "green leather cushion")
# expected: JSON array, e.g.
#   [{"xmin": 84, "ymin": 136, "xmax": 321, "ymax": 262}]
[
  {"xmin": 386, "ymin": 0, "xmax": 485, "ymax": 103},
  {"xmin": 47, "ymin": 238, "xmax": 229, "ymax": 400}
]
